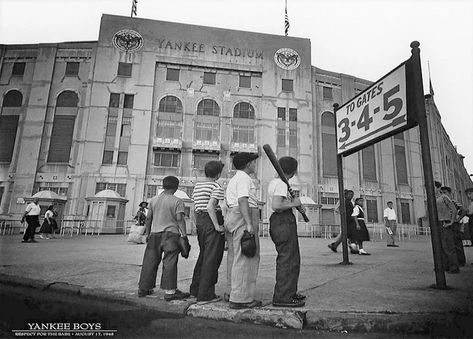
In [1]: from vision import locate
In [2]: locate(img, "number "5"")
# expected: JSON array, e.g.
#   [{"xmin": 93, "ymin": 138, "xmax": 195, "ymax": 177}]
[{"xmin": 383, "ymin": 85, "xmax": 403, "ymax": 120}]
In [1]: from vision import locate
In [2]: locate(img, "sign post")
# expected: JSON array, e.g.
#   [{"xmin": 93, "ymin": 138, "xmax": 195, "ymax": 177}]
[{"xmin": 334, "ymin": 41, "xmax": 446, "ymax": 288}]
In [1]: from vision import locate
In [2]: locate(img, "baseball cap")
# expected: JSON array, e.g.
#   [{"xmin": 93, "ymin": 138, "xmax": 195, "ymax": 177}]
[{"xmin": 232, "ymin": 152, "xmax": 259, "ymax": 170}]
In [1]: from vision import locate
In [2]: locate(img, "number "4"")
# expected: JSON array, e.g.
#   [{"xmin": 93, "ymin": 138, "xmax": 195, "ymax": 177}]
[{"xmin": 357, "ymin": 104, "xmax": 372, "ymax": 131}]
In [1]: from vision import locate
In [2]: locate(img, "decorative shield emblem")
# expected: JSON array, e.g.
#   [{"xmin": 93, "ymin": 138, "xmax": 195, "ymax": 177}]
[
  {"xmin": 112, "ymin": 29, "xmax": 143, "ymax": 52},
  {"xmin": 274, "ymin": 48, "xmax": 301, "ymax": 70}
]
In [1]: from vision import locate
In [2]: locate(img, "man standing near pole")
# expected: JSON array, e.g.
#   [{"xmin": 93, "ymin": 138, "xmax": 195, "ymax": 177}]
[{"xmin": 384, "ymin": 201, "xmax": 399, "ymax": 247}]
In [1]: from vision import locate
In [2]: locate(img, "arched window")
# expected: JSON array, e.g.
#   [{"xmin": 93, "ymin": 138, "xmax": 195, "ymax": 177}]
[
  {"xmin": 233, "ymin": 102, "xmax": 255, "ymax": 119},
  {"xmin": 48, "ymin": 91, "xmax": 79, "ymax": 163},
  {"xmin": 56, "ymin": 90, "xmax": 79, "ymax": 107},
  {"xmin": 3, "ymin": 90, "xmax": 22, "ymax": 107},
  {"xmin": 321, "ymin": 111, "xmax": 337, "ymax": 176},
  {"xmin": 158, "ymin": 96, "xmax": 183, "ymax": 113},
  {"xmin": 0, "ymin": 90, "xmax": 22, "ymax": 162},
  {"xmin": 197, "ymin": 99, "xmax": 220, "ymax": 116}
]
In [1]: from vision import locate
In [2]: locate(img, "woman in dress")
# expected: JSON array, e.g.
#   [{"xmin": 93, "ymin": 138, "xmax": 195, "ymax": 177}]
[
  {"xmin": 351, "ymin": 198, "xmax": 371, "ymax": 255},
  {"xmin": 39, "ymin": 205, "xmax": 55, "ymax": 239}
]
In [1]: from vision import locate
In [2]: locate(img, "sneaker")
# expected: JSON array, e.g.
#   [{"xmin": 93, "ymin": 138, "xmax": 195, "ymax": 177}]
[
  {"xmin": 328, "ymin": 244, "xmax": 337, "ymax": 253},
  {"xmin": 229, "ymin": 300, "xmax": 262, "ymax": 309},
  {"xmin": 137, "ymin": 289, "xmax": 154, "ymax": 297},
  {"xmin": 272, "ymin": 299, "xmax": 306, "ymax": 308},
  {"xmin": 359, "ymin": 249, "xmax": 371, "ymax": 255},
  {"xmin": 293, "ymin": 293, "xmax": 306, "ymax": 301},
  {"xmin": 350, "ymin": 249, "xmax": 359, "ymax": 254},
  {"xmin": 39, "ymin": 235, "xmax": 45, "ymax": 239},
  {"xmin": 164, "ymin": 289, "xmax": 190, "ymax": 301},
  {"xmin": 21, "ymin": 240, "xmax": 28, "ymax": 243}
]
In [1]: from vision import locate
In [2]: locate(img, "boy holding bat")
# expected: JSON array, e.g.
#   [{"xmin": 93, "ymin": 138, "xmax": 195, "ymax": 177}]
[{"xmin": 268, "ymin": 156, "xmax": 306, "ymax": 307}]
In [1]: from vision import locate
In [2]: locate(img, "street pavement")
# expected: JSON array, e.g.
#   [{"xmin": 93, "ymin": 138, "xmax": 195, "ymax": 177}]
[{"xmin": 1, "ymin": 233, "xmax": 472, "ymax": 336}]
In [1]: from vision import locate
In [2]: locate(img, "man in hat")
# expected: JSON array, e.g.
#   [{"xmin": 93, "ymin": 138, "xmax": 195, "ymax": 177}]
[{"xmin": 224, "ymin": 152, "xmax": 261, "ymax": 309}]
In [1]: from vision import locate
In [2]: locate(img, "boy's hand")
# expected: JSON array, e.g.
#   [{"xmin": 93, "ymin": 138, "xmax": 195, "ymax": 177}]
[
  {"xmin": 292, "ymin": 197, "xmax": 302, "ymax": 207},
  {"xmin": 246, "ymin": 224, "xmax": 254, "ymax": 234}
]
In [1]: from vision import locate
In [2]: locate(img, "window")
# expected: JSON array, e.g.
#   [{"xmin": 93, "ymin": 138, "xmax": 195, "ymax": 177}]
[
  {"xmin": 166, "ymin": 68, "xmax": 179, "ymax": 81},
  {"xmin": 203, "ymin": 72, "xmax": 216, "ymax": 85},
  {"xmin": 0, "ymin": 187, "xmax": 4, "ymax": 205},
  {"xmin": 48, "ymin": 91, "xmax": 78, "ymax": 163},
  {"xmin": 156, "ymin": 120, "xmax": 182, "ymax": 139},
  {"xmin": 195, "ymin": 122, "xmax": 219, "ymax": 141},
  {"xmin": 400, "ymin": 201, "xmax": 411, "ymax": 224},
  {"xmin": 65, "ymin": 62, "xmax": 79, "ymax": 76},
  {"xmin": 154, "ymin": 151, "xmax": 180, "ymax": 167},
  {"xmin": 282, "ymin": 79, "xmax": 293, "ymax": 92},
  {"xmin": 289, "ymin": 128, "xmax": 297, "ymax": 148},
  {"xmin": 362, "ymin": 145, "xmax": 377, "ymax": 181},
  {"xmin": 366, "ymin": 199, "xmax": 378, "ymax": 223},
  {"xmin": 197, "ymin": 99, "xmax": 220, "ymax": 116},
  {"xmin": 34, "ymin": 184, "xmax": 68, "ymax": 196},
  {"xmin": 95, "ymin": 183, "xmax": 126, "ymax": 197},
  {"xmin": 289, "ymin": 108, "xmax": 297, "ymax": 121},
  {"xmin": 106, "ymin": 205, "xmax": 116, "ymax": 218},
  {"xmin": 124, "ymin": 94, "xmax": 134, "ymax": 109},
  {"xmin": 233, "ymin": 102, "xmax": 255, "ymax": 119},
  {"xmin": 120, "ymin": 116, "xmax": 131, "ymax": 137},
  {"xmin": 193, "ymin": 152, "xmax": 219, "ymax": 169},
  {"xmin": 320, "ymin": 196, "xmax": 339, "ymax": 205},
  {"xmin": 0, "ymin": 115, "xmax": 19, "ymax": 162},
  {"xmin": 109, "ymin": 93, "xmax": 120, "ymax": 108},
  {"xmin": 232, "ymin": 125, "xmax": 254, "ymax": 143},
  {"xmin": 277, "ymin": 107, "xmax": 286, "ymax": 120},
  {"xmin": 158, "ymin": 96, "xmax": 183, "ymax": 113},
  {"xmin": 12, "ymin": 62, "xmax": 25, "ymax": 76},
  {"xmin": 321, "ymin": 112, "xmax": 337, "ymax": 176},
  {"xmin": 3, "ymin": 90, "xmax": 22, "ymax": 107},
  {"xmin": 395, "ymin": 145, "xmax": 408, "ymax": 184},
  {"xmin": 323, "ymin": 86, "xmax": 333, "ymax": 100},
  {"xmin": 277, "ymin": 128, "xmax": 286, "ymax": 147},
  {"xmin": 106, "ymin": 111, "xmax": 118, "ymax": 136},
  {"xmin": 239, "ymin": 75, "xmax": 251, "ymax": 88},
  {"xmin": 117, "ymin": 151, "xmax": 128, "ymax": 165},
  {"xmin": 102, "ymin": 151, "xmax": 113, "ymax": 164},
  {"xmin": 117, "ymin": 62, "xmax": 132, "ymax": 77},
  {"xmin": 56, "ymin": 90, "xmax": 78, "ymax": 107}
]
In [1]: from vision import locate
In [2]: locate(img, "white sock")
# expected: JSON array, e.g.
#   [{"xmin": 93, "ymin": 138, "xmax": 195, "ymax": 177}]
[{"xmin": 164, "ymin": 289, "xmax": 176, "ymax": 295}]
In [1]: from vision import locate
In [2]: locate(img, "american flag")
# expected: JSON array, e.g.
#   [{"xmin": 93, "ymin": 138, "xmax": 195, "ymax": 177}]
[
  {"xmin": 131, "ymin": 0, "xmax": 138, "ymax": 17},
  {"xmin": 284, "ymin": 1, "xmax": 290, "ymax": 36}
]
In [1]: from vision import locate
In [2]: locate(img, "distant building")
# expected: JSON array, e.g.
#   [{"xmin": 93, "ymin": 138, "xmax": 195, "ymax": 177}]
[{"xmin": 0, "ymin": 14, "xmax": 471, "ymax": 232}]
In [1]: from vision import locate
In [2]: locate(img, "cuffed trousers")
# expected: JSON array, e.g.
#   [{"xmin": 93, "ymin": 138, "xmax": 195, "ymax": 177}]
[
  {"xmin": 190, "ymin": 212, "xmax": 225, "ymax": 301},
  {"xmin": 269, "ymin": 210, "xmax": 300, "ymax": 303},
  {"xmin": 439, "ymin": 225, "xmax": 459, "ymax": 271},
  {"xmin": 386, "ymin": 220, "xmax": 397, "ymax": 245}
]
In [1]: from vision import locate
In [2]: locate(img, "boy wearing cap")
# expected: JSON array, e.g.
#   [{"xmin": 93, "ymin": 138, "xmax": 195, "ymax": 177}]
[
  {"xmin": 268, "ymin": 156, "xmax": 305, "ymax": 307},
  {"xmin": 225, "ymin": 152, "xmax": 261, "ymax": 309}
]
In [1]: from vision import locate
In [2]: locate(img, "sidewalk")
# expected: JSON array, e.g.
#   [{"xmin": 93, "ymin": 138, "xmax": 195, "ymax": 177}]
[{"xmin": 1, "ymin": 234, "xmax": 472, "ymax": 335}]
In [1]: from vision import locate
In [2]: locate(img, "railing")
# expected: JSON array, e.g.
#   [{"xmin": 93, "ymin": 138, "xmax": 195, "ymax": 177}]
[{"xmin": 0, "ymin": 219, "xmax": 25, "ymax": 235}]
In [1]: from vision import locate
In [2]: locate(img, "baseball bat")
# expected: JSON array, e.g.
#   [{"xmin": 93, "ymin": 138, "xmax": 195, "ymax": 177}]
[{"xmin": 263, "ymin": 144, "xmax": 310, "ymax": 222}]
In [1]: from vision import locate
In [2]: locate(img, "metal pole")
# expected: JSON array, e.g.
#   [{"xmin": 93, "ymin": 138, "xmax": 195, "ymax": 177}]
[
  {"xmin": 333, "ymin": 103, "xmax": 350, "ymax": 265},
  {"xmin": 410, "ymin": 41, "xmax": 446, "ymax": 288}
]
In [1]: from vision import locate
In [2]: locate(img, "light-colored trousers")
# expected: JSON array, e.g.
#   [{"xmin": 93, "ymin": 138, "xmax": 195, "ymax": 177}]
[
  {"xmin": 385, "ymin": 220, "xmax": 397, "ymax": 245},
  {"xmin": 225, "ymin": 206, "xmax": 260, "ymax": 303}
]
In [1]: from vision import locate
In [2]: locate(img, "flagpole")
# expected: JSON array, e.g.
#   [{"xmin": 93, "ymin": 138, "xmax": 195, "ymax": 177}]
[{"xmin": 284, "ymin": 0, "xmax": 289, "ymax": 36}]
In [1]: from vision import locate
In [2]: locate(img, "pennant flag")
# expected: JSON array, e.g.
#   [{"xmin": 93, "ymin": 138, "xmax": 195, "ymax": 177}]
[
  {"xmin": 284, "ymin": 0, "xmax": 290, "ymax": 36},
  {"xmin": 427, "ymin": 61, "xmax": 434, "ymax": 96},
  {"xmin": 131, "ymin": 0, "xmax": 138, "ymax": 17}
]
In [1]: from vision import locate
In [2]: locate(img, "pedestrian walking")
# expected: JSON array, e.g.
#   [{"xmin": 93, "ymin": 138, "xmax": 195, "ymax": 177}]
[
  {"xmin": 39, "ymin": 205, "xmax": 56, "ymax": 239},
  {"xmin": 21, "ymin": 197, "xmax": 41, "ymax": 243},
  {"xmin": 441, "ymin": 187, "xmax": 468, "ymax": 266},
  {"xmin": 268, "ymin": 156, "xmax": 306, "ymax": 307},
  {"xmin": 383, "ymin": 201, "xmax": 399, "ymax": 247},
  {"xmin": 189, "ymin": 160, "xmax": 226, "ymax": 303},
  {"xmin": 138, "ymin": 176, "xmax": 190, "ymax": 300},
  {"xmin": 435, "ymin": 181, "xmax": 459, "ymax": 273},
  {"xmin": 350, "ymin": 198, "xmax": 371, "ymax": 255},
  {"xmin": 328, "ymin": 190, "xmax": 355, "ymax": 253},
  {"xmin": 225, "ymin": 152, "xmax": 261, "ymax": 309},
  {"xmin": 127, "ymin": 202, "xmax": 148, "ymax": 244}
]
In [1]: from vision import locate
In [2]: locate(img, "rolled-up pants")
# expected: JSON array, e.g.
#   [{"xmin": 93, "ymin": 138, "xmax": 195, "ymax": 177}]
[
  {"xmin": 138, "ymin": 231, "xmax": 180, "ymax": 291},
  {"xmin": 225, "ymin": 206, "xmax": 260, "ymax": 303}
]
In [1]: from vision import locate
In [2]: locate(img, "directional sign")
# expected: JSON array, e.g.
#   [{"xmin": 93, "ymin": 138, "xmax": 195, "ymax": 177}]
[{"xmin": 336, "ymin": 62, "xmax": 409, "ymax": 155}]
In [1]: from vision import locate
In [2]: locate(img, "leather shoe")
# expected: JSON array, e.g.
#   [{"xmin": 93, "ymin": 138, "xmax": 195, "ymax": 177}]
[
  {"xmin": 273, "ymin": 299, "xmax": 305, "ymax": 308},
  {"xmin": 293, "ymin": 293, "xmax": 306, "ymax": 301},
  {"xmin": 328, "ymin": 244, "xmax": 337, "ymax": 253}
]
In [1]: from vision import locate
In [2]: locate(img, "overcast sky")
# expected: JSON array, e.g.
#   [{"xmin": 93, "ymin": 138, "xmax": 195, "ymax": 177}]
[{"xmin": 1, "ymin": 0, "xmax": 472, "ymax": 175}]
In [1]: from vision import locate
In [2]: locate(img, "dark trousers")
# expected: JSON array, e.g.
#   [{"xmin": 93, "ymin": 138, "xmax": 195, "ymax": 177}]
[
  {"xmin": 138, "ymin": 231, "xmax": 180, "ymax": 291},
  {"xmin": 23, "ymin": 216, "xmax": 39, "ymax": 241},
  {"xmin": 452, "ymin": 223, "xmax": 466, "ymax": 265},
  {"xmin": 190, "ymin": 212, "xmax": 225, "ymax": 301},
  {"xmin": 439, "ymin": 225, "xmax": 459, "ymax": 271},
  {"xmin": 269, "ymin": 210, "xmax": 300, "ymax": 303}
]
